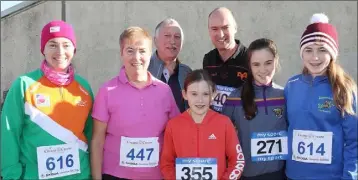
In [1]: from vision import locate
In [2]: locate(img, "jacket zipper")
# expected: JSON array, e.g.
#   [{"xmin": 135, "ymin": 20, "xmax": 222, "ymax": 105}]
[
  {"xmin": 177, "ymin": 65, "xmax": 182, "ymax": 90},
  {"xmin": 309, "ymin": 78, "xmax": 313, "ymax": 110},
  {"xmin": 311, "ymin": 78, "xmax": 314, "ymax": 87},
  {"xmin": 157, "ymin": 63, "xmax": 163, "ymax": 78},
  {"xmin": 197, "ymin": 126, "xmax": 199, "ymax": 157},
  {"xmin": 59, "ymin": 86, "xmax": 64, "ymax": 100},
  {"xmin": 263, "ymin": 86, "xmax": 268, "ymax": 115}
]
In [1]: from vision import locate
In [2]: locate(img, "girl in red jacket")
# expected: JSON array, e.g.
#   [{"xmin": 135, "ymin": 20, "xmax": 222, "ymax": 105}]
[{"xmin": 160, "ymin": 69, "xmax": 245, "ymax": 180}]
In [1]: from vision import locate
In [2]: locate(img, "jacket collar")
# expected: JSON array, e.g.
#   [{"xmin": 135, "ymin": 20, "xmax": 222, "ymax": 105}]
[
  {"xmin": 152, "ymin": 50, "xmax": 180, "ymax": 72},
  {"xmin": 253, "ymin": 81, "xmax": 273, "ymax": 91},
  {"xmin": 151, "ymin": 50, "xmax": 180, "ymax": 65},
  {"xmin": 301, "ymin": 73, "xmax": 329, "ymax": 85},
  {"xmin": 151, "ymin": 51, "xmax": 163, "ymax": 65},
  {"xmin": 118, "ymin": 66, "xmax": 158, "ymax": 86}
]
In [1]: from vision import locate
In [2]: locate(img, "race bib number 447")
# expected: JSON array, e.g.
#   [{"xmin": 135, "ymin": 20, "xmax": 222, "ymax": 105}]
[
  {"xmin": 212, "ymin": 85, "xmax": 236, "ymax": 112},
  {"xmin": 37, "ymin": 143, "xmax": 80, "ymax": 179},
  {"xmin": 292, "ymin": 130, "xmax": 333, "ymax": 164},
  {"xmin": 176, "ymin": 158, "xmax": 217, "ymax": 180},
  {"xmin": 251, "ymin": 131, "xmax": 288, "ymax": 162},
  {"xmin": 120, "ymin": 136, "xmax": 159, "ymax": 168}
]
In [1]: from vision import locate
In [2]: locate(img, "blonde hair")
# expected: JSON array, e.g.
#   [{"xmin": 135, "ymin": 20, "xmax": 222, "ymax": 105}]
[
  {"xmin": 303, "ymin": 60, "xmax": 357, "ymax": 117},
  {"xmin": 119, "ymin": 26, "xmax": 153, "ymax": 53}
]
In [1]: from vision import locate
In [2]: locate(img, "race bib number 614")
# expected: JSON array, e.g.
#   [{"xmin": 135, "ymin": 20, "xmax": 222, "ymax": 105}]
[{"xmin": 292, "ymin": 130, "xmax": 333, "ymax": 164}]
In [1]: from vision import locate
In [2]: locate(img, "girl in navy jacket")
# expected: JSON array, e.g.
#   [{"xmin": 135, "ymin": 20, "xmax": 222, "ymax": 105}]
[{"xmin": 222, "ymin": 38, "xmax": 287, "ymax": 180}]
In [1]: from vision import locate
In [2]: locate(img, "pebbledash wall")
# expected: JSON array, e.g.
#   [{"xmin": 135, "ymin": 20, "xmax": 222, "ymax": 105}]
[{"xmin": 1, "ymin": 1, "xmax": 357, "ymax": 106}]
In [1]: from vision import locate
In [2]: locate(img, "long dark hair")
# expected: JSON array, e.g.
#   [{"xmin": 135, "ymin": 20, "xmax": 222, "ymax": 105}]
[{"xmin": 241, "ymin": 38, "xmax": 279, "ymax": 120}]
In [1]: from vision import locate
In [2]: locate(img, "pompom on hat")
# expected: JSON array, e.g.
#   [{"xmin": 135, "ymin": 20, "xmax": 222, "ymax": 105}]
[
  {"xmin": 300, "ymin": 13, "xmax": 338, "ymax": 61},
  {"xmin": 41, "ymin": 20, "xmax": 76, "ymax": 55}
]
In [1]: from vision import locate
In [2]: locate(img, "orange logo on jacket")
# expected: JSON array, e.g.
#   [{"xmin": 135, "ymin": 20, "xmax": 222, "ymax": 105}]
[{"xmin": 237, "ymin": 72, "xmax": 247, "ymax": 80}]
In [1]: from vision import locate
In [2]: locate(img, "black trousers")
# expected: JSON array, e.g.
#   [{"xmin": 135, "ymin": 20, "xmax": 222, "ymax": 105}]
[
  {"xmin": 240, "ymin": 169, "xmax": 286, "ymax": 180},
  {"xmin": 102, "ymin": 174, "xmax": 131, "ymax": 180}
]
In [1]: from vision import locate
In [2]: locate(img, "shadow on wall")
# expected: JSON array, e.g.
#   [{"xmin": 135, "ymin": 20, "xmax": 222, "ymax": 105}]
[{"xmin": 1, "ymin": 90, "xmax": 9, "ymax": 112}]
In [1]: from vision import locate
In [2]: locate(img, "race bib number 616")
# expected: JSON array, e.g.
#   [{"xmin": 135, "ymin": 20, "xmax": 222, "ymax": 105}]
[
  {"xmin": 176, "ymin": 158, "xmax": 217, "ymax": 180},
  {"xmin": 37, "ymin": 143, "xmax": 80, "ymax": 179}
]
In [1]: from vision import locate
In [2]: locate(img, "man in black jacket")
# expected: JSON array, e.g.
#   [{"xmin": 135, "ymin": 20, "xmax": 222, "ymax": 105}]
[{"xmin": 203, "ymin": 7, "xmax": 249, "ymax": 113}]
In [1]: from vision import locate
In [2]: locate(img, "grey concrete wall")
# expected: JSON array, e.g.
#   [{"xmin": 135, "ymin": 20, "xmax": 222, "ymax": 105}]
[
  {"xmin": 1, "ymin": 1, "xmax": 357, "ymax": 100},
  {"xmin": 1, "ymin": 1, "xmax": 62, "ymax": 101},
  {"xmin": 67, "ymin": 1, "xmax": 357, "ymax": 95}
]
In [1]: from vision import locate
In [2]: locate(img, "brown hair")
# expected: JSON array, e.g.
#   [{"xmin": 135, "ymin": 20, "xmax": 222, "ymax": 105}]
[
  {"xmin": 242, "ymin": 38, "xmax": 280, "ymax": 120},
  {"xmin": 184, "ymin": 69, "xmax": 216, "ymax": 93},
  {"xmin": 303, "ymin": 61, "xmax": 357, "ymax": 117},
  {"xmin": 119, "ymin": 26, "xmax": 153, "ymax": 54}
]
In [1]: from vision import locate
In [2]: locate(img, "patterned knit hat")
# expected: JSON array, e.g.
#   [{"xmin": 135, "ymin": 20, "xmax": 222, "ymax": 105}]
[{"xmin": 300, "ymin": 13, "xmax": 338, "ymax": 60}]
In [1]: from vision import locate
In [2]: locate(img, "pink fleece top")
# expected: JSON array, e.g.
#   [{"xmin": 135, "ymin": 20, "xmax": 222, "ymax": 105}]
[{"xmin": 92, "ymin": 67, "xmax": 180, "ymax": 179}]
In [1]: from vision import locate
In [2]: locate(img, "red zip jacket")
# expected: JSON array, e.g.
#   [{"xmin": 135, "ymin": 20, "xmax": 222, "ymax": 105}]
[{"xmin": 160, "ymin": 109, "xmax": 245, "ymax": 180}]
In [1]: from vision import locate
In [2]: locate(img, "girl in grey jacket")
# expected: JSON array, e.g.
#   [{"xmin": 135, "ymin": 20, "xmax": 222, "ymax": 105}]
[{"xmin": 222, "ymin": 38, "xmax": 287, "ymax": 180}]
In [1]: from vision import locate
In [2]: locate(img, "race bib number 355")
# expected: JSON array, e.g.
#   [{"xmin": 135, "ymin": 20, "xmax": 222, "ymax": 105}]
[
  {"xmin": 120, "ymin": 136, "xmax": 159, "ymax": 168},
  {"xmin": 176, "ymin": 158, "xmax": 217, "ymax": 180},
  {"xmin": 212, "ymin": 85, "xmax": 236, "ymax": 112},
  {"xmin": 251, "ymin": 131, "xmax": 288, "ymax": 162},
  {"xmin": 37, "ymin": 143, "xmax": 80, "ymax": 179},
  {"xmin": 292, "ymin": 130, "xmax": 332, "ymax": 164}
]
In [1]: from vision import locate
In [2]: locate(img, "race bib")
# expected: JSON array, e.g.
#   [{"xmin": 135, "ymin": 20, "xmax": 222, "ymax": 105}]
[
  {"xmin": 292, "ymin": 130, "xmax": 332, "ymax": 164},
  {"xmin": 37, "ymin": 143, "xmax": 80, "ymax": 179},
  {"xmin": 212, "ymin": 85, "xmax": 236, "ymax": 112},
  {"xmin": 176, "ymin": 158, "xmax": 217, "ymax": 180},
  {"xmin": 119, "ymin": 136, "xmax": 159, "ymax": 167},
  {"xmin": 251, "ymin": 131, "xmax": 288, "ymax": 162}
]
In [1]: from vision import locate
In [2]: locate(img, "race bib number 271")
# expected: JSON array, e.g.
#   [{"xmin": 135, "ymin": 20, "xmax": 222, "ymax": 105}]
[
  {"xmin": 176, "ymin": 158, "xmax": 217, "ymax": 180},
  {"xmin": 251, "ymin": 131, "xmax": 288, "ymax": 162}
]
